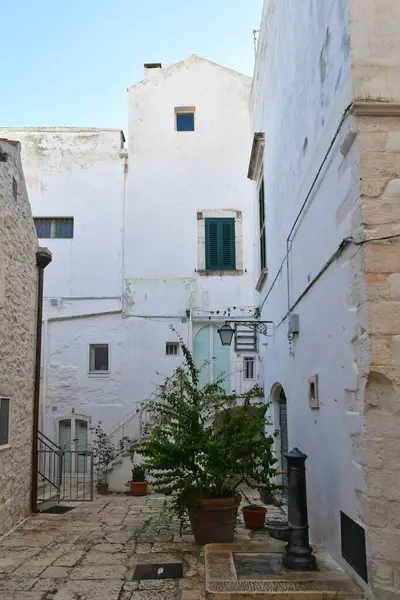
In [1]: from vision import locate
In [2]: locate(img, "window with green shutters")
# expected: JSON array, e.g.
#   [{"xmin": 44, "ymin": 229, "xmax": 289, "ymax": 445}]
[
  {"xmin": 259, "ymin": 179, "xmax": 266, "ymax": 270},
  {"xmin": 205, "ymin": 218, "xmax": 236, "ymax": 271}
]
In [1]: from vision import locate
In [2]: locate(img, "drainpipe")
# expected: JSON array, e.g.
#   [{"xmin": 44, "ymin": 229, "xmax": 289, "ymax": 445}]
[{"xmin": 31, "ymin": 247, "xmax": 52, "ymax": 514}]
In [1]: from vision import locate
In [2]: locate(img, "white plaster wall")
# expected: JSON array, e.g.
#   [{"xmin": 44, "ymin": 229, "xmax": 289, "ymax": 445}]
[
  {"xmin": 251, "ymin": 0, "xmax": 363, "ymax": 569},
  {"xmin": 0, "ymin": 128, "xmax": 130, "ymax": 444},
  {"xmin": 121, "ymin": 55, "xmax": 258, "ymax": 430},
  {"xmin": 0, "ymin": 139, "xmax": 38, "ymax": 535},
  {"xmin": 0, "ymin": 57, "xmax": 258, "ymax": 454},
  {"xmin": 126, "ymin": 55, "xmax": 255, "ymax": 315},
  {"xmin": 0, "ymin": 128, "xmax": 126, "ymax": 300}
]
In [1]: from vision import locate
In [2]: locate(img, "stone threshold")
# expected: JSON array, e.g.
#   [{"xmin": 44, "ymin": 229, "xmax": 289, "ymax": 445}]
[{"xmin": 205, "ymin": 540, "xmax": 364, "ymax": 599}]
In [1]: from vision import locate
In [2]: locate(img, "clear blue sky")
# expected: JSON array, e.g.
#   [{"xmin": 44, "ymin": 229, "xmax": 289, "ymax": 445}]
[{"xmin": 1, "ymin": 0, "xmax": 262, "ymax": 130}]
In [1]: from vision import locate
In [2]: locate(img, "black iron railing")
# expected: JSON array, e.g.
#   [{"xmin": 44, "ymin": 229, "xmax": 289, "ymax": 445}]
[{"xmin": 37, "ymin": 431, "xmax": 94, "ymax": 504}]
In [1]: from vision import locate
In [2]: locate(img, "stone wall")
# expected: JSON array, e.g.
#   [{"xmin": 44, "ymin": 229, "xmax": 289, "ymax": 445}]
[
  {"xmin": 355, "ymin": 108, "xmax": 400, "ymax": 599},
  {"xmin": 0, "ymin": 139, "xmax": 38, "ymax": 536}
]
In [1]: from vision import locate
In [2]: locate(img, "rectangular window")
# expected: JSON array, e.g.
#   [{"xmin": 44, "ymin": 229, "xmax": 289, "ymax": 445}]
[
  {"xmin": 205, "ymin": 218, "xmax": 236, "ymax": 271},
  {"xmin": 89, "ymin": 344, "xmax": 109, "ymax": 373},
  {"xmin": 259, "ymin": 179, "xmax": 266, "ymax": 270},
  {"xmin": 243, "ymin": 357, "xmax": 255, "ymax": 380},
  {"xmin": 34, "ymin": 218, "xmax": 74, "ymax": 239},
  {"xmin": 166, "ymin": 342, "xmax": 179, "ymax": 356},
  {"xmin": 176, "ymin": 108, "xmax": 195, "ymax": 132},
  {"xmin": 0, "ymin": 398, "xmax": 10, "ymax": 446}
]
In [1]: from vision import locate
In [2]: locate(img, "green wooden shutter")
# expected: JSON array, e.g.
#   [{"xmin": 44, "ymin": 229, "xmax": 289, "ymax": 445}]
[
  {"xmin": 220, "ymin": 219, "xmax": 235, "ymax": 270},
  {"xmin": 206, "ymin": 220, "xmax": 220, "ymax": 269},
  {"xmin": 259, "ymin": 179, "xmax": 266, "ymax": 270},
  {"xmin": 205, "ymin": 218, "xmax": 236, "ymax": 270}
]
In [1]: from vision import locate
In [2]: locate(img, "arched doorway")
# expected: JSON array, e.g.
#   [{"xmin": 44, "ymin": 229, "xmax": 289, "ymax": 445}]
[
  {"xmin": 271, "ymin": 383, "xmax": 289, "ymax": 488},
  {"xmin": 193, "ymin": 325, "xmax": 230, "ymax": 393}
]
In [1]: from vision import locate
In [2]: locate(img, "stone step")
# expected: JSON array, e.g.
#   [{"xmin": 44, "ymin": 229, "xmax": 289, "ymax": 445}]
[{"xmin": 205, "ymin": 540, "xmax": 364, "ymax": 600}]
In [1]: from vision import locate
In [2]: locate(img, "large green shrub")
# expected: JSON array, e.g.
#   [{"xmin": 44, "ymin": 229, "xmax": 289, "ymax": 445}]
[{"xmin": 137, "ymin": 340, "xmax": 278, "ymax": 525}]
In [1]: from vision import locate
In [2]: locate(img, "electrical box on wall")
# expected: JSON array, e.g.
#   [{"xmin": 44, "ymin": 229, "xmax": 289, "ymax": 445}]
[{"xmin": 288, "ymin": 314, "xmax": 299, "ymax": 335}]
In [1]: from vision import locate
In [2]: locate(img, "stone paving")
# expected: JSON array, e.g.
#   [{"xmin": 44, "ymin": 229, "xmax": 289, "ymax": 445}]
[{"xmin": 0, "ymin": 491, "xmax": 284, "ymax": 600}]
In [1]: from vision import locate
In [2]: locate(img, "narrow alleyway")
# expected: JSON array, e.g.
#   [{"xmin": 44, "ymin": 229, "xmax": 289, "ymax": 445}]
[{"xmin": 0, "ymin": 493, "xmax": 281, "ymax": 600}]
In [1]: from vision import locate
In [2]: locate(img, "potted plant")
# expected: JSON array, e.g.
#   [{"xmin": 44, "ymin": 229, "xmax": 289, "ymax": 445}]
[
  {"xmin": 90, "ymin": 422, "xmax": 116, "ymax": 495},
  {"xmin": 242, "ymin": 504, "xmax": 268, "ymax": 529},
  {"xmin": 137, "ymin": 336, "xmax": 278, "ymax": 546},
  {"xmin": 130, "ymin": 465, "xmax": 148, "ymax": 496},
  {"xmin": 260, "ymin": 481, "xmax": 275, "ymax": 505}
]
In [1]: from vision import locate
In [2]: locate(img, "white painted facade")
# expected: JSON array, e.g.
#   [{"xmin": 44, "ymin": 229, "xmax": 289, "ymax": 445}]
[
  {"xmin": 250, "ymin": 1, "xmax": 400, "ymax": 598},
  {"xmin": 250, "ymin": 0, "xmax": 359, "ymax": 576},
  {"xmin": 0, "ymin": 56, "xmax": 259, "ymax": 474}
]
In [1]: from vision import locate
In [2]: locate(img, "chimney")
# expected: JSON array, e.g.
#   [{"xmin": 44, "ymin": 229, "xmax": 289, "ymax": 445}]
[{"xmin": 144, "ymin": 63, "xmax": 163, "ymax": 80}]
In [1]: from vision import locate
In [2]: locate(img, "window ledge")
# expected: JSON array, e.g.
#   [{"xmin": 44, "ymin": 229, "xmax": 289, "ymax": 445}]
[
  {"xmin": 88, "ymin": 371, "xmax": 110, "ymax": 377},
  {"xmin": 0, "ymin": 444, "xmax": 11, "ymax": 452},
  {"xmin": 197, "ymin": 270, "xmax": 244, "ymax": 277},
  {"xmin": 255, "ymin": 268, "xmax": 268, "ymax": 292}
]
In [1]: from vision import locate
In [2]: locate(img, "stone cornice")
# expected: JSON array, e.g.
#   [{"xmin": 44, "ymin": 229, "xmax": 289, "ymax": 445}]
[
  {"xmin": 247, "ymin": 132, "xmax": 265, "ymax": 181},
  {"xmin": 351, "ymin": 101, "xmax": 400, "ymax": 117}
]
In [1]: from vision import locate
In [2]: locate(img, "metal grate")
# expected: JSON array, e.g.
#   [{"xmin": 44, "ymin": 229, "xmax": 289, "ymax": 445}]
[
  {"xmin": 341, "ymin": 511, "xmax": 368, "ymax": 582},
  {"xmin": 34, "ymin": 217, "xmax": 74, "ymax": 239},
  {"xmin": 166, "ymin": 342, "xmax": 179, "ymax": 356},
  {"xmin": 133, "ymin": 563, "xmax": 183, "ymax": 581},
  {"xmin": 41, "ymin": 505, "xmax": 75, "ymax": 514}
]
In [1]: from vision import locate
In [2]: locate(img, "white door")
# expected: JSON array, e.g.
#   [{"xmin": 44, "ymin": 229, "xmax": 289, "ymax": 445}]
[{"xmin": 59, "ymin": 417, "xmax": 89, "ymax": 473}]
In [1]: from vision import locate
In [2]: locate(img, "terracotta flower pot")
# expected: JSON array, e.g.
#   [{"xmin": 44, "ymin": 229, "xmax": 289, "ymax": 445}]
[
  {"xmin": 130, "ymin": 481, "xmax": 148, "ymax": 496},
  {"xmin": 96, "ymin": 483, "xmax": 109, "ymax": 495},
  {"xmin": 242, "ymin": 505, "xmax": 268, "ymax": 530},
  {"xmin": 188, "ymin": 496, "xmax": 240, "ymax": 545}
]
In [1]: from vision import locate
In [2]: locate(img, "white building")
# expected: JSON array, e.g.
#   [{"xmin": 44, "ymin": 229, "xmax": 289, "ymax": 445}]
[
  {"xmin": 250, "ymin": 1, "xmax": 400, "ymax": 598},
  {"xmin": 0, "ymin": 55, "xmax": 261, "ymax": 469}
]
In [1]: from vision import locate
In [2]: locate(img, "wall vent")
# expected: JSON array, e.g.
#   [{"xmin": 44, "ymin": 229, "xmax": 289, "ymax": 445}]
[{"xmin": 340, "ymin": 511, "xmax": 368, "ymax": 582}]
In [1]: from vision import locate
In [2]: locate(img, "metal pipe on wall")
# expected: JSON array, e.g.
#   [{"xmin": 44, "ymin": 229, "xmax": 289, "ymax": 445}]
[{"xmin": 31, "ymin": 248, "xmax": 52, "ymax": 514}]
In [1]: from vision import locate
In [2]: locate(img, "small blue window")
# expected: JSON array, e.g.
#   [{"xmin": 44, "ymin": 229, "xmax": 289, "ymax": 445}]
[{"xmin": 176, "ymin": 112, "xmax": 195, "ymax": 132}]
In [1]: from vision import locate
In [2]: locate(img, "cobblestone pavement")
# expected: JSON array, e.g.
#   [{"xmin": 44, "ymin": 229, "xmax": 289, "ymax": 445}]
[{"xmin": 0, "ymin": 492, "xmax": 285, "ymax": 600}]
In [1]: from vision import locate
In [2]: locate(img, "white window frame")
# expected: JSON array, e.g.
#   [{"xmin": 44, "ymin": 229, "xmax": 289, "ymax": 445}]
[
  {"xmin": 197, "ymin": 209, "xmax": 243, "ymax": 274},
  {"xmin": 166, "ymin": 342, "xmax": 180, "ymax": 356},
  {"xmin": 89, "ymin": 344, "xmax": 110, "ymax": 375},
  {"xmin": 0, "ymin": 397, "xmax": 11, "ymax": 449}
]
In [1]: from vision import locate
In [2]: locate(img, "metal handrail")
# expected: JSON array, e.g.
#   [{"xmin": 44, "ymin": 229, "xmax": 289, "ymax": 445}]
[{"xmin": 38, "ymin": 430, "xmax": 62, "ymax": 452}]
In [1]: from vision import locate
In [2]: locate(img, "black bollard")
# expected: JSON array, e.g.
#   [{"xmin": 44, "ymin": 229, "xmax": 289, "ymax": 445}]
[{"xmin": 282, "ymin": 447, "xmax": 317, "ymax": 571}]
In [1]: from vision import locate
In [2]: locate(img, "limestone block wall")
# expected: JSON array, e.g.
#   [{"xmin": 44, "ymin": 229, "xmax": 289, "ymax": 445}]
[
  {"xmin": 354, "ymin": 108, "xmax": 400, "ymax": 599},
  {"xmin": 0, "ymin": 139, "xmax": 38, "ymax": 536}
]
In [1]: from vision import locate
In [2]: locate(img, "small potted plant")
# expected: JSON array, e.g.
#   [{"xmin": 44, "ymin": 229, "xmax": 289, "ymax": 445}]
[
  {"xmin": 130, "ymin": 465, "xmax": 148, "ymax": 496},
  {"xmin": 260, "ymin": 481, "xmax": 275, "ymax": 505},
  {"xmin": 90, "ymin": 422, "xmax": 116, "ymax": 495},
  {"xmin": 242, "ymin": 503, "xmax": 268, "ymax": 529}
]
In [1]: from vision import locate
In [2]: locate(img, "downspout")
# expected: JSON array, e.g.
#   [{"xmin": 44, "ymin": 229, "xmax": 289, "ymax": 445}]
[
  {"xmin": 120, "ymin": 149, "xmax": 128, "ymax": 316},
  {"xmin": 31, "ymin": 247, "xmax": 52, "ymax": 514}
]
